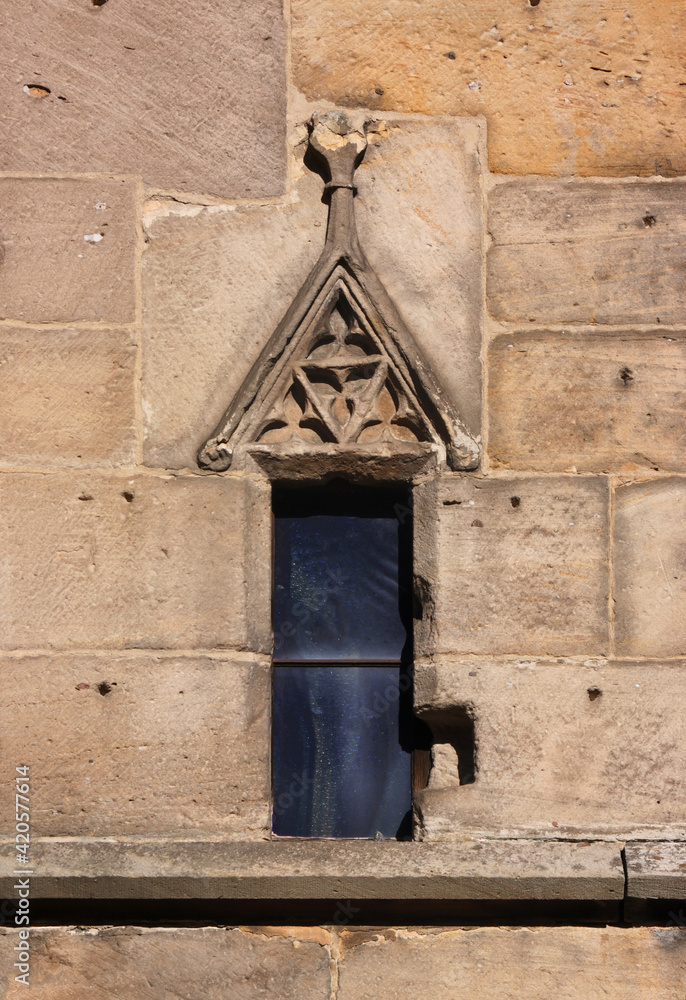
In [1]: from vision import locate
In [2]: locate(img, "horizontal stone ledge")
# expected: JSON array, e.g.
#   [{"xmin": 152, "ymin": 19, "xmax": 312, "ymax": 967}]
[
  {"xmin": 625, "ymin": 843, "xmax": 686, "ymax": 899},
  {"xmin": 0, "ymin": 839, "xmax": 625, "ymax": 900}
]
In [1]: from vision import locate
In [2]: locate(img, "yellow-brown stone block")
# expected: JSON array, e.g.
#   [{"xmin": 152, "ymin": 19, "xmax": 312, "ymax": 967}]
[
  {"xmin": 0, "ymin": 472, "xmax": 271, "ymax": 652},
  {"xmin": 0, "ymin": 654, "xmax": 270, "ymax": 838},
  {"xmin": 487, "ymin": 178, "xmax": 686, "ymax": 325},
  {"xmin": 0, "ymin": 326, "xmax": 137, "ymax": 467},
  {"xmin": 614, "ymin": 477, "xmax": 686, "ymax": 657},
  {"xmin": 292, "ymin": 0, "xmax": 686, "ymax": 176},
  {"xmin": 414, "ymin": 475, "xmax": 609, "ymax": 657},
  {"xmin": 337, "ymin": 926, "xmax": 686, "ymax": 1000},
  {"xmin": 0, "ymin": 177, "xmax": 138, "ymax": 324},
  {"xmin": 0, "ymin": 926, "xmax": 331, "ymax": 999},
  {"xmin": 488, "ymin": 331, "xmax": 686, "ymax": 473}
]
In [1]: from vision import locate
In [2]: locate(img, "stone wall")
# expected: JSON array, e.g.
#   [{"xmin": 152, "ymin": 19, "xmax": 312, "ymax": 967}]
[
  {"xmin": 0, "ymin": 0, "xmax": 684, "ymax": 995},
  {"xmin": 0, "ymin": 925, "xmax": 684, "ymax": 999}
]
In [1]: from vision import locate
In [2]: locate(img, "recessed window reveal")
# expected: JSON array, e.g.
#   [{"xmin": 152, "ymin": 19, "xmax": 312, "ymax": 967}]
[{"xmin": 271, "ymin": 485, "xmax": 413, "ymax": 839}]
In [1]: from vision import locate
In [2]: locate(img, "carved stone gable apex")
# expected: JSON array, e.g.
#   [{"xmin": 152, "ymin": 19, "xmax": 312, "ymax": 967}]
[{"xmin": 198, "ymin": 111, "xmax": 480, "ymax": 477}]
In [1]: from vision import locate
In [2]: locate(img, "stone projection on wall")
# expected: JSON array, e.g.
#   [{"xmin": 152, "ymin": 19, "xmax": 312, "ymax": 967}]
[{"xmin": 198, "ymin": 111, "xmax": 479, "ymax": 478}]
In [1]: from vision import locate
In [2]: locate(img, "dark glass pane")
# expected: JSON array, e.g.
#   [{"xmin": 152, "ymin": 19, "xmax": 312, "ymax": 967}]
[
  {"xmin": 273, "ymin": 491, "xmax": 411, "ymax": 661},
  {"xmin": 272, "ymin": 665, "xmax": 412, "ymax": 838}
]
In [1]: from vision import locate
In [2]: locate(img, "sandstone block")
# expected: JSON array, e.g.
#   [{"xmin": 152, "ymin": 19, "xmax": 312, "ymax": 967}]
[
  {"xmin": 0, "ymin": 326, "xmax": 137, "ymax": 467},
  {"xmin": 292, "ymin": 0, "xmax": 686, "ymax": 177},
  {"xmin": 614, "ymin": 478, "xmax": 686, "ymax": 657},
  {"xmin": 141, "ymin": 168, "xmax": 326, "ymax": 470},
  {"xmin": 0, "ymin": 655, "xmax": 270, "ymax": 838},
  {"xmin": 625, "ymin": 843, "xmax": 686, "ymax": 899},
  {"xmin": 0, "ymin": 1, "xmax": 287, "ymax": 198},
  {"xmin": 142, "ymin": 119, "xmax": 484, "ymax": 469},
  {"xmin": 0, "ymin": 177, "xmax": 138, "ymax": 324},
  {"xmin": 337, "ymin": 926, "xmax": 686, "ymax": 1000},
  {"xmin": 0, "ymin": 472, "xmax": 270, "ymax": 651},
  {"xmin": 0, "ymin": 926, "xmax": 331, "ymax": 1000},
  {"xmin": 487, "ymin": 179, "xmax": 686, "ymax": 325},
  {"xmin": 414, "ymin": 659, "xmax": 686, "ymax": 840},
  {"xmin": 414, "ymin": 476, "xmax": 609, "ymax": 657},
  {"xmin": 488, "ymin": 331, "xmax": 686, "ymax": 473}
]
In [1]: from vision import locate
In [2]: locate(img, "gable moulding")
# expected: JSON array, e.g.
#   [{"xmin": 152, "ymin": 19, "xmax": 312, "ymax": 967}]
[{"xmin": 198, "ymin": 110, "xmax": 480, "ymax": 480}]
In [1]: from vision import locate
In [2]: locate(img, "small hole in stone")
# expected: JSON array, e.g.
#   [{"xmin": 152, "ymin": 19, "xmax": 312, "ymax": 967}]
[
  {"xmin": 92, "ymin": 0, "xmax": 109, "ymax": 6},
  {"xmin": 444, "ymin": 51, "xmax": 456, "ymax": 59},
  {"xmin": 375, "ymin": 87, "xmax": 384, "ymax": 96},
  {"xmin": 78, "ymin": 494, "xmax": 93, "ymax": 501},
  {"xmin": 642, "ymin": 214, "xmax": 656, "ymax": 227},
  {"xmin": 471, "ymin": 519, "xmax": 483, "ymax": 527},
  {"xmin": 510, "ymin": 496, "xmax": 521, "ymax": 508},
  {"xmin": 529, "ymin": 0, "xmax": 541, "ymax": 6},
  {"xmin": 588, "ymin": 687, "xmax": 602, "ymax": 701},
  {"xmin": 620, "ymin": 366, "xmax": 634, "ymax": 384},
  {"xmin": 98, "ymin": 681, "xmax": 112, "ymax": 696},
  {"xmin": 121, "ymin": 491, "xmax": 134, "ymax": 502},
  {"xmin": 23, "ymin": 84, "xmax": 51, "ymax": 98}
]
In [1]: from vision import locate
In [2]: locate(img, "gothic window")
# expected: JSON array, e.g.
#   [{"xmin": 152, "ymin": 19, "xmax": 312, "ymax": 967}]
[
  {"xmin": 271, "ymin": 485, "xmax": 414, "ymax": 839},
  {"xmin": 197, "ymin": 110, "xmax": 479, "ymax": 840}
]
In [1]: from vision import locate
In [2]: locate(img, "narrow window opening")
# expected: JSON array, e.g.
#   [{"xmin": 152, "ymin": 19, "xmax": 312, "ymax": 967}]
[{"xmin": 271, "ymin": 482, "xmax": 417, "ymax": 839}]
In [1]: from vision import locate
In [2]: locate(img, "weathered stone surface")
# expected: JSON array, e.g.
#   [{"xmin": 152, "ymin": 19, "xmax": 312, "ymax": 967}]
[
  {"xmin": 614, "ymin": 478, "xmax": 686, "ymax": 657},
  {"xmin": 0, "ymin": 926, "xmax": 331, "ymax": 1000},
  {"xmin": 141, "ymin": 167, "xmax": 326, "ymax": 470},
  {"xmin": 0, "ymin": 655, "xmax": 269, "ymax": 838},
  {"xmin": 488, "ymin": 330, "xmax": 686, "ymax": 473},
  {"xmin": 0, "ymin": 472, "xmax": 270, "ymax": 651},
  {"xmin": 413, "ymin": 475, "xmax": 609, "ymax": 657},
  {"xmin": 0, "ymin": 326, "xmax": 137, "ymax": 467},
  {"xmin": 337, "ymin": 926, "xmax": 686, "ymax": 1000},
  {"xmin": 0, "ymin": 839, "xmax": 623, "ymax": 901},
  {"xmin": 142, "ymin": 119, "xmax": 484, "ymax": 469},
  {"xmin": 356, "ymin": 117, "xmax": 484, "ymax": 438},
  {"xmin": 626, "ymin": 843, "xmax": 686, "ymax": 899},
  {"xmin": 292, "ymin": 1, "xmax": 686, "ymax": 177},
  {"xmin": 0, "ymin": 177, "xmax": 138, "ymax": 324},
  {"xmin": 414, "ymin": 658, "xmax": 686, "ymax": 840},
  {"xmin": 0, "ymin": 1, "xmax": 286, "ymax": 198},
  {"xmin": 487, "ymin": 179, "xmax": 686, "ymax": 325}
]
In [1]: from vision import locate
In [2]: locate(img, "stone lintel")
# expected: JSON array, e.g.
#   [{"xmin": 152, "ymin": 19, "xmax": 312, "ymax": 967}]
[{"xmin": 0, "ymin": 839, "xmax": 624, "ymax": 900}]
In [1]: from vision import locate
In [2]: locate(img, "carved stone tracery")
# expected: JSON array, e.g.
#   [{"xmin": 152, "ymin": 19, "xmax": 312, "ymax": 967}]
[
  {"xmin": 257, "ymin": 290, "xmax": 432, "ymax": 449},
  {"xmin": 198, "ymin": 111, "xmax": 479, "ymax": 476}
]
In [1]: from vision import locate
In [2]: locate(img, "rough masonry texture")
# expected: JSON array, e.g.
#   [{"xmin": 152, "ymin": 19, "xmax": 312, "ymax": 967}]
[
  {"xmin": 0, "ymin": 176, "xmax": 139, "ymax": 324},
  {"xmin": 0, "ymin": 0, "xmax": 287, "ymax": 198},
  {"xmin": 0, "ymin": 654, "xmax": 270, "ymax": 838},
  {"xmin": 0, "ymin": 926, "xmax": 683, "ymax": 1000},
  {"xmin": 414, "ymin": 475, "xmax": 609, "ymax": 658},
  {"xmin": 292, "ymin": 0, "xmax": 685, "ymax": 177},
  {"xmin": 414, "ymin": 659, "xmax": 686, "ymax": 840},
  {"xmin": 487, "ymin": 179, "xmax": 686, "ymax": 325},
  {"xmin": 488, "ymin": 330, "xmax": 686, "ymax": 473},
  {"xmin": 0, "ymin": 473, "xmax": 271, "ymax": 651}
]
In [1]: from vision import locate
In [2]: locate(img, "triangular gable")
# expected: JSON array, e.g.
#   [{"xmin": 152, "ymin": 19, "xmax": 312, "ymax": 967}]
[{"xmin": 198, "ymin": 112, "xmax": 479, "ymax": 476}]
